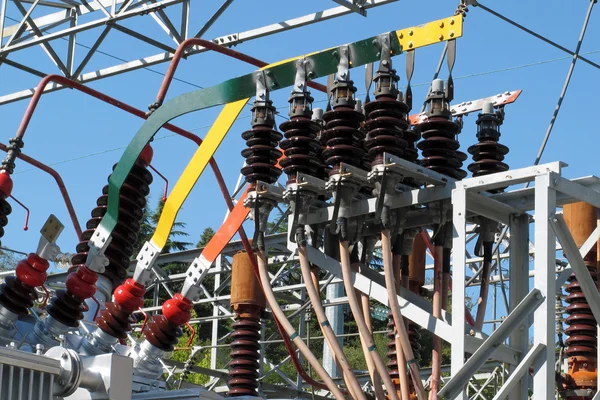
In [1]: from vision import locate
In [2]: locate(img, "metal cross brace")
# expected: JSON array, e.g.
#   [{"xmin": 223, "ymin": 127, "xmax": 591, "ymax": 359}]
[
  {"xmin": 490, "ymin": 343, "xmax": 545, "ymax": 400},
  {"xmin": 555, "ymin": 224, "xmax": 600, "ymax": 293},
  {"xmin": 550, "ymin": 214, "xmax": 600, "ymax": 323},
  {"xmin": 438, "ymin": 288, "xmax": 544, "ymax": 399}
]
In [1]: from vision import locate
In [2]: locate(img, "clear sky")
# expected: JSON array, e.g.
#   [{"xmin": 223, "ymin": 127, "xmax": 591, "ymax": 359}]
[{"xmin": 0, "ymin": 0, "xmax": 597, "ymax": 284}]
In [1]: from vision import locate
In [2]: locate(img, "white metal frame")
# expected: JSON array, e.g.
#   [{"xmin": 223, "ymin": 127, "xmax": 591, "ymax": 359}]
[{"xmin": 0, "ymin": 0, "xmax": 398, "ymax": 105}]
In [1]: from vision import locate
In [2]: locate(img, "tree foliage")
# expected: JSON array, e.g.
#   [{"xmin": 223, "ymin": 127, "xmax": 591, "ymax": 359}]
[
  {"xmin": 0, "ymin": 250, "xmax": 19, "ymax": 271},
  {"xmin": 197, "ymin": 227, "xmax": 215, "ymax": 249}
]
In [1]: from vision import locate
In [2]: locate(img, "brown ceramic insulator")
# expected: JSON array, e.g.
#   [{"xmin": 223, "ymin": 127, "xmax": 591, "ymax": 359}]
[
  {"xmin": 0, "ymin": 276, "xmax": 36, "ymax": 316},
  {"xmin": 467, "ymin": 141, "xmax": 509, "ymax": 177},
  {"xmin": 321, "ymin": 103, "xmax": 366, "ymax": 175},
  {"xmin": 95, "ymin": 301, "xmax": 131, "ymax": 339},
  {"xmin": 0, "ymin": 197, "xmax": 11, "ymax": 245},
  {"xmin": 230, "ymin": 252, "xmax": 266, "ymax": 309},
  {"xmin": 70, "ymin": 159, "xmax": 153, "ymax": 288},
  {"xmin": 386, "ymin": 312, "xmax": 400, "ymax": 390},
  {"xmin": 562, "ymin": 202, "xmax": 599, "ymax": 396},
  {"xmin": 402, "ymin": 127, "xmax": 421, "ymax": 165},
  {"xmin": 144, "ymin": 315, "xmax": 182, "ymax": 351},
  {"xmin": 46, "ymin": 289, "xmax": 88, "ymax": 327},
  {"xmin": 407, "ymin": 322, "xmax": 422, "ymax": 363},
  {"xmin": 416, "ymin": 117, "xmax": 467, "ymax": 180},
  {"xmin": 565, "ymin": 266, "xmax": 598, "ymax": 358},
  {"xmin": 364, "ymin": 96, "xmax": 409, "ymax": 167},
  {"xmin": 279, "ymin": 116, "xmax": 322, "ymax": 184},
  {"xmin": 227, "ymin": 312, "xmax": 262, "ymax": 397},
  {"xmin": 240, "ymin": 122, "xmax": 283, "ymax": 185},
  {"xmin": 467, "ymin": 109, "xmax": 509, "ymax": 190}
]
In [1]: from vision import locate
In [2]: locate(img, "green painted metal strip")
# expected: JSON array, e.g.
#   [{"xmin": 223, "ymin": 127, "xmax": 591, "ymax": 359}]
[{"xmin": 96, "ymin": 15, "xmax": 462, "ymax": 243}]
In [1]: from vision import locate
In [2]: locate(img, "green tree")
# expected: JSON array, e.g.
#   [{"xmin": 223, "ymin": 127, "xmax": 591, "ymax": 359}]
[
  {"xmin": 0, "ymin": 250, "xmax": 19, "ymax": 271},
  {"xmin": 196, "ymin": 227, "xmax": 215, "ymax": 248},
  {"xmin": 134, "ymin": 198, "xmax": 192, "ymax": 256}
]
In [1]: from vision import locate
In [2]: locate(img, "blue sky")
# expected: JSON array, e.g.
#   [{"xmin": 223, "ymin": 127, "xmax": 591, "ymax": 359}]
[{"xmin": 0, "ymin": 0, "xmax": 598, "ymax": 285}]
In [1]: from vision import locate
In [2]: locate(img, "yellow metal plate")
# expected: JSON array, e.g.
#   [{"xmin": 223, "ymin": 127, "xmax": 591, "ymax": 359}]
[{"xmin": 395, "ymin": 15, "xmax": 463, "ymax": 51}]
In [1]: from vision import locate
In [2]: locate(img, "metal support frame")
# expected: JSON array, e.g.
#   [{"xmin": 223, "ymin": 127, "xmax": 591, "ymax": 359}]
[
  {"xmin": 9, "ymin": 154, "xmax": 600, "ymax": 397},
  {"xmin": 0, "ymin": 0, "xmax": 398, "ymax": 104}
]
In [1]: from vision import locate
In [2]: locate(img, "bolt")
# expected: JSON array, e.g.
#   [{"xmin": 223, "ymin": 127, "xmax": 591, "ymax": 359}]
[
  {"xmin": 62, "ymin": 353, "xmax": 68, "ymax": 360},
  {"xmin": 439, "ymin": 21, "xmax": 444, "ymax": 28},
  {"xmin": 307, "ymin": 71, "xmax": 315, "ymax": 79},
  {"xmin": 408, "ymin": 29, "xmax": 414, "ymax": 36},
  {"xmin": 382, "ymin": 60, "xmax": 388, "ymax": 66},
  {"xmin": 59, "ymin": 380, "xmax": 65, "ymax": 386},
  {"xmin": 408, "ymin": 42, "xmax": 413, "ymax": 49},
  {"xmin": 449, "ymin": 31, "xmax": 455, "ymax": 38},
  {"xmin": 469, "ymin": 329, "xmax": 475, "ymax": 336},
  {"xmin": 450, "ymin": 18, "xmax": 455, "ymax": 25},
  {"xmin": 398, "ymin": 32, "xmax": 404, "ymax": 39},
  {"xmin": 438, "ymin": 34, "xmax": 444, "ymax": 40},
  {"xmin": 536, "ymin": 292, "xmax": 542, "ymax": 300}
]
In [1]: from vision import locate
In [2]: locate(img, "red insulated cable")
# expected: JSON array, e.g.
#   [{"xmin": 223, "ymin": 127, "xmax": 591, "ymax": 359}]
[
  {"xmin": 153, "ymin": 38, "xmax": 327, "ymax": 108},
  {"xmin": 0, "ymin": 143, "xmax": 81, "ymax": 237}
]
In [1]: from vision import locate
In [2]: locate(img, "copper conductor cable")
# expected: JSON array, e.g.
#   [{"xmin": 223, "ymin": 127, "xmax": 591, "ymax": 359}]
[
  {"xmin": 351, "ymin": 251, "xmax": 386, "ymax": 400},
  {"xmin": 255, "ymin": 246, "xmax": 345, "ymax": 399},
  {"xmin": 429, "ymin": 245, "xmax": 444, "ymax": 400},
  {"xmin": 355, "ymin": 266, "xmax": 386, "ymax": 400},
  {"xmin": 339, "ymin": 239, "xmax": 400, "ymax": 400},
  {"xmin": 381, "ymin": 230, "xmax": 426, "ymax": 400},
  {"xmin": 392, "ymin": 250, "xmax": 411, "ymax": 400},
  {"xmin": 298, "ymin": 245, "xmax": 366, "ymax": 400}
]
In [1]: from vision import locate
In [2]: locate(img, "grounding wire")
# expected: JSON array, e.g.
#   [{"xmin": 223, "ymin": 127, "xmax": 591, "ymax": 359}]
[
  {"xmin": 473, "ymin": 1, "xmax": 600, "ymax": 71},
  {"xmin": 531, "ymin": 0, "xmax": 596, "ymax": 166},
  {"xmin": 481, "ymin": 1, "xmax": 596, "ymax": 294}
]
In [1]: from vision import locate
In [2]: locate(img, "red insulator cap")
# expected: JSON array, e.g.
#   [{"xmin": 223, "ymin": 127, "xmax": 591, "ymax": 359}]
[
  {"xmin": 114, "ymin": 278, "xmax": 146, "ymax": 312},
  {"xmin": 27, "ymin": 253, "xmax": 50, "ymax": 272},
  {"xmin": 162, "ymin": 293, "xmax": 193, "ymax": 326},
  {"xmin": 0, "ymin": 172, "xmax": 13, "ymax": 197},
  {"xmin": 66, "ymin": 266, "xmax": 98, "ymax": 300},
  {"xmin": 15, "ymin": 253, "xmax": 49, "ymax": 288},
  {"xmin": 138, "ymin": 145, "xmax": 153, "ymax": 167}
]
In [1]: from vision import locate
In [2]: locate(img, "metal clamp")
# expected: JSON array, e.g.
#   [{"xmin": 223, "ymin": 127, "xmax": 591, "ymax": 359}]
[
  {"xmin": 133, "ymin": 240, "xmax": 162, "ymax": 286},
  {"xmin": 379, "ymin": 152, "xmax": 451, "ymax": 186},
  {"xmin": 336, "ymin": 45, "xmax": 350, "ymax": 81},
  {"xmin": 85, "ymin": 227, "xmax": 111, "ymax": 273},
  {"xmin": 180, "ymin": 255, "xmax": 212, "ymax": 302},
  {"xmin": 36, "ymin": 214, "xmax": 64, "ymax": 261}
]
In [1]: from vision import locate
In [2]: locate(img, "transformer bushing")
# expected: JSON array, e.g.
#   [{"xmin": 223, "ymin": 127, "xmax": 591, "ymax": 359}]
[
  {"xmin": 561, "ymin": 202, "xmax": 598, "ymax": 399},
  {"xmin": 227, "ymin": 251, "xmax": 266, "ymax": 397}
]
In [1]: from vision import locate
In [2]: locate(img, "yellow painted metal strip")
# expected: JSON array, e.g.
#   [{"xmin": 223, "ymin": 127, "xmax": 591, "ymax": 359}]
[
  {"xmin": 395, "ymin": 15, "xmax": 463, "ymax": 51},
  {"xmin": 151, "ymin": 99, "xmax": 247, "ymax": 248}
]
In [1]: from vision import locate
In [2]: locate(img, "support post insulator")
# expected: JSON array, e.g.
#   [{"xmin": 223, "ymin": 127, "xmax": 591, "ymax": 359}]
[
  {"xmin": 240, "ymin": 99, "xmax": 283, "ymax": 186},
  {"xmin": 321, "ymin": 79, "xmax": 366, "ymax": 174},
  {"xmin": 227, "ymin": 252, "xmax": 265, "ymax": 397},
  {"xmin": 562, "ymin": 202, "xmax": 598, "ymax": 398},
  {"xmin": 416, "ymin": 79, "xmax": 466, "ymax": 179},
  {"xmin": 467, "ymin": 103, "xmax": 509, "ymax": 192},
  {"xmin": 279, "ymin": 83, "xmax": 322, "ymax": 185},
  {"xmin": 47, "ymin": 146, "xmax": 153, "ymax": 328},
  {"xmin": 364, "ymin": 61, "xmax": 409, "ymax": 167}
]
